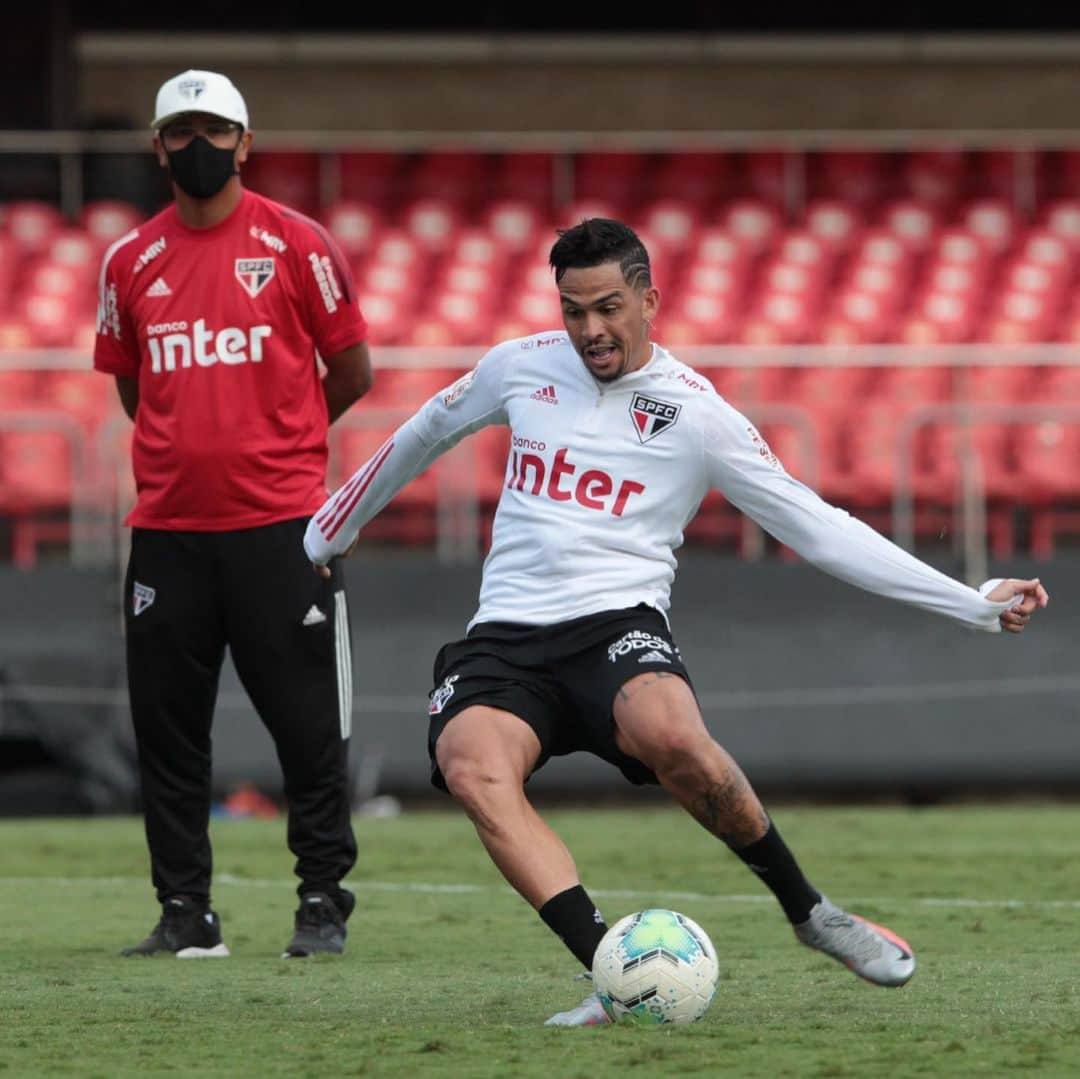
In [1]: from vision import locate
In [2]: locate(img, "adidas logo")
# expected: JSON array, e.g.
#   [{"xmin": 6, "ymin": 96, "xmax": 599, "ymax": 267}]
[
  {"xmin": 302, "ymin": 604, "xmax": 327, "ymax": 626},
  {"xmin": 530, "ymin": 384, "xmax": 559, "ymax": 404},
  {"xmin": 146, "ymin": 276, "xmax": 172, "ymax": 297},
  {"xmin": 638, "ymin": 650, "xmax": 671, "ymax": 664}
]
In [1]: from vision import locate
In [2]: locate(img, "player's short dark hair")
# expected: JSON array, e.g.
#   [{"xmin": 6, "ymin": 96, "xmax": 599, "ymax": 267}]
[{"xmin": 549, "ymin": 218, "xmax": 652, "ymax": 289}]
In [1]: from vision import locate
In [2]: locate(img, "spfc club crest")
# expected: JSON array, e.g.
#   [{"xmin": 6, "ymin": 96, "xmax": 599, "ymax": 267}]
[
  {"xmin": 629, "ymin": 392, "xmax": 681, "ymax": 444},
  {"xmin": 235, "ymin": 258, "xmax": 275, "ymax": 298}
]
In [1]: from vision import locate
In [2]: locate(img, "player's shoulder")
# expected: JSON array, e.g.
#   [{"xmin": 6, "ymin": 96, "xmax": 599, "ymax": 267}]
[
  {"xmin": 479, "ymin": 330, "xmax": 576, "ymax": 372},
  {"xmin": 649, "ymin": 344, "xmax": 723, "ymax": 403},
  {"xmin": 249, "ymin": 191, "xmax": 332, "ymax": 254},
  {"xmin": 100, "ymin": 206, "xmax": 173, "ymax": 277}
]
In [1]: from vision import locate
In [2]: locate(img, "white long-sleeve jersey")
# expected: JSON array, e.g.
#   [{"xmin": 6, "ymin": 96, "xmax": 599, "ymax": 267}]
[{"xmin": 306, "ymin": 332, "xmax": 1015, "ymax": 633}]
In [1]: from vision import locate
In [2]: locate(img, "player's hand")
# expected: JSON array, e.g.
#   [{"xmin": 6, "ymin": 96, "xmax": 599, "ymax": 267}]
[
  {"xmin": 310, "ymin": 532, "xmax": 361, "ymax": 578},
  {"xmin": 985, "ymin": 577, "xmax": 1049, "ymax": 633}
]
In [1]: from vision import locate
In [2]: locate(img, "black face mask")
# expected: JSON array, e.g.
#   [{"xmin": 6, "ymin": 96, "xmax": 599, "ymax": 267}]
[{"xmin": 165, "ymin": 136, "xmax": 238, "ymax": 199}]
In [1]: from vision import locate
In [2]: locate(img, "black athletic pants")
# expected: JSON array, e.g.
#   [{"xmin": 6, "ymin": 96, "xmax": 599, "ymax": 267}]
[{"xmin": 124, "ymin": 518, "xmax": 357, "ymax": 905}]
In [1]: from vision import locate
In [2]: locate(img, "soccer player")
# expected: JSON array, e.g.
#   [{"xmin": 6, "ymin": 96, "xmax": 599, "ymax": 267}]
[
  {"xmin": 94, "ymin": 70, "xmax": 371, "ymax": 958},
  {"xmin": 305, "ymin": 219, "xmax": 1047, "ymax": 1022}
]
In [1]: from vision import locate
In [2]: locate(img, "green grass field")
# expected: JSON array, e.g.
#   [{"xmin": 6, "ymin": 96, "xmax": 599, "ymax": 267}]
[{"xmin": 1, "ymin": 805, "xmax": 1077, "ymax": 1077}]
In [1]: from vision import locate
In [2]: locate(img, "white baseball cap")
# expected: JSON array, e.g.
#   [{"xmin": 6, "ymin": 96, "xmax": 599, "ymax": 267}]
[{"xmin": 151, "ymin": 69, "xmax": 249, "ymax": 131}]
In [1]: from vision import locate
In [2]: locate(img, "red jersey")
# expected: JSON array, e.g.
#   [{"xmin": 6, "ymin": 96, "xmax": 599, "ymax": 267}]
[{"xmin": 93, "ymin": 189, "xmax": 367, "ymax": 530}]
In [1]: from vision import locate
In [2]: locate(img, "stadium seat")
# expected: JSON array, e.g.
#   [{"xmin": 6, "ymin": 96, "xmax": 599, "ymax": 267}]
[
  {"xmin": 1039, "ymin": 199, "xmax": 1080, "ymax": 248},
  {"xmin": 573, "ymin": 152, "xmax": 646, "ymax": 207},
  {"xmin": 902, "ymin": 148, "xmax": 970, "ymax": 207},
  {"xmin": 401, "ymin": 198, "xmax": 461, "ymax": 253},
  {"xmin": 0, "ymin": 370, "xmax": 40, "ymax": 410},
  {"xmin": 323, "ymin": 200, "xmax": 383, "ymax": 259},
  {"xmin": 556, "ymin": 198, "xmax": 624, "ymax": 228},
  {"xmin": 243, "ymin": 152, "xmax": 321, "ymax": 216},
  {"xmin": 635, "ymin": 199, "xmax": 700, "ymax": 253},
  {"xmin": 1014, "ymin": 421, "xmax": 1080, "ymax": 557},
  {"xmin": 337, "ymin": 152, "xmax": 401, "ymax": 207},
  {"xmin": 5, "ymin": 201, "xmax": 64, "ymax": 257},
  {"xmin": 650, "ymin": 151, "xmax": 731, "ymax": 206},
  {"xmin": 811, "ymin": 150, "xmax": 888, "ymax": 208},
  {"xmin": 47, "ymin": 229, "xmax": 98, "ymax": 271},
  {"xmin": 490, "ymin": 153, "xmax": 555, "ymax": 208},
  {"xmin": 407, "ymin": 152, "xmax": 491, "ymax": 207},
  {"xmin": 741, "ymin": 150, "xmax": 791, "ymax": 206},
  {"xmin": 961, "ymin": 198, "xmax": 1019, "ymax": 254},
  {"xmin": 719, "ymin": 199, "xmax": 783, "ymax": 254},
  {"xmin": 880, "ymin": 199, "xmax": 940, "ymax": 252},
  {"xmin": 356, "ymin": 293, "xmax": 407, "ymax": 346},
  {"xmin": 802, "ymin": 199, "xmax": 862, "ymax": 253},
  {"xmin": 79, "ymin": 200, "xmax": 144, "ymax": 246},
  {"xmin": 668, "ymin": 291, "xmax": 741, "ymax": 343},
  {"xmin": 482, "ymin": 199, "xmax": 545, "ymax": 252},
  {"xmin": 40, "ymin": 370, "xmax": 116, "ymax": 431},
  {"xmin": 18, "ymin": 294, "xmax": 77, "ymax": 348}
]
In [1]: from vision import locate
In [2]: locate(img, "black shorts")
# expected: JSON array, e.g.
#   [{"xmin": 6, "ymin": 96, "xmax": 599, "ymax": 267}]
[{"xmin": 426, "ymin": 604, "xmax": 693, "ymax": 791}]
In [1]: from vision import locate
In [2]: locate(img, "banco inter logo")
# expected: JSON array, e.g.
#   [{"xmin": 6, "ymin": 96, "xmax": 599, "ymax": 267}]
[
  {"xmin": 629, "ymin": 393, "xmax": 681, "ymax": 444},
  {"xmin": 145, "ymin": 319, "xmax": 272, "ymax": 373}
]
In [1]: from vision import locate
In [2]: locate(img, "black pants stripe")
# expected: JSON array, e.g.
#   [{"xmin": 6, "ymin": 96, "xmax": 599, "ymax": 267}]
[{"xmin": 124, "ymin": 518, "xmax": 358, "ymax": 904}]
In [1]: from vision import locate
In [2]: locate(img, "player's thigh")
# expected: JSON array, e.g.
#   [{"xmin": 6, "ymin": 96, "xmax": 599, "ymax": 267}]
[
  {"xmin": 612, "ymin": 671, "xmax": 712, "ymax": 767},
  {"xmin": 434, "ymin": 704, "xmax": 543, "ymax": 786}
]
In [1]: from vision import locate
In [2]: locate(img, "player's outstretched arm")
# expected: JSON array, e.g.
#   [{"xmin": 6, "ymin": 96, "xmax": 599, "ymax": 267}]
[
  {"xmin": 701, "ymin": 399, "xmax": 1049, "ymax": 633},
  {"xmin": 306, "ymin": 349, "xmax": 511, "ymax": 576}
]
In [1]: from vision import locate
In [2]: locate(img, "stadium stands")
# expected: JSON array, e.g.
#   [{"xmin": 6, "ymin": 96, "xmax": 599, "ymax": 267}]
[{"xmin": 2, "ymin": 147, "xmax": 1080, "ymax": 562}]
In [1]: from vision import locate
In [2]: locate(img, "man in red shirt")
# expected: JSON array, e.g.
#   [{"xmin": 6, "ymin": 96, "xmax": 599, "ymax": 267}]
[{"xmin": 94, "ymin": 69, "xmax": 372, "ymax": 958}]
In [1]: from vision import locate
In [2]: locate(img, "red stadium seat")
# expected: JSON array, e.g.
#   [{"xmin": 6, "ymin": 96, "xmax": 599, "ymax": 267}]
[
  {"xmin": 243, "ymin": 152, "xmax": 321, "ymax": 216},
  {"xmin": 482, "ymin": 199, "xmax": 545, "ymax": 252},
  {"xmin": 741, "ymin": 150, "xmax": 792, "ymax": 206},
  {"xmin": 689, "ymin": 227, "xmax": 747, "ymax": 268},
  {"xmin": 357, "ymin": 293, "xmax": 407, "ymax": 346},
  {"xmin": 650, "ymin": 152, "xmax": 731, "ymax": 206},
  {"xmin": 880, "ymin": 199, "xmax": 940, "ymax": 252},
  {"xmin": 323, "ymin": 200, "xmax": 383, "ymax": 259},
  {"xmin": 407, "ymin": 152, "xmax": 491, "ymax": 206},
  {"xmin": 1014, "ymin": 420, "xmax": 1080, "ymax": 557},
  {"xmin": 802, "ymin": 199, "xmax": 862, "ymax": 253},
  {"xmin": 359, "ymin": 262, "xmax": 418, "ymax": 302},
  {"xmin": 719, "ymin": 199, "xmax": 783, "ymax": 254},
  {"xmin": 961, "ymin": 198, "xmax": 1019, "ymax": 254},
  {"xmin": 401, "ymin": 198, "xmax": 461, "ymax": 253},
  {"xmin": 40, "ymin": 370, "xmax": 117, "ymax": 431},
  {"xmin": 18, "ymin": 294, "xmax": 77, "ymax": 348},
  {"xmin": 573, "ymin": 152, "xmax": 646, "ymax": 207},
  {"xmin": 79, "ymin": 200, "xmax": 144, "ymax": 245},
  {"xmin": 811, "ymin": 150, "xmax": 888, "ymax": 208},
  {"xmin": 636, "ymin": 199, "xmax": 700, "ymax": 253},
  {"xmin": 0, "ymin": 370, "xmax": 40, "ymax": 409},
  {"xmin": 337, "ymin": 152, "xmax": 401, "ymax": 207},
  {"xmin": 668, "ymin": 292, "xmax": 741, "ymax": 343},
  {"xmin": 5, "ymin": 201, "xmax": 63, "ymax": 257},
  {"xmin": 1040, "ymin": 199, "xmax": 1080, "ymax": 247},
  {"xmin": 490, "ymin": 153, "xmax": 554, "ymax": 208},
  {"xmin": 0, "ymin": 319, "xmax": 34, "ymax": 349},
  {"xmin": 902, "ymin": 149, "xmax": 970, "ymax": 207},
  {"xmin": 48, "ymin": 229, "xmax": 98, "ymax": 271}
]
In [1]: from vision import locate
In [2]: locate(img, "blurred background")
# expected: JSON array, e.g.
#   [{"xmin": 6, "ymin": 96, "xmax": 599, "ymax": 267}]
[{"xmin": 1, "ymin": 4, "xmax": 1077, "ymax": 816}]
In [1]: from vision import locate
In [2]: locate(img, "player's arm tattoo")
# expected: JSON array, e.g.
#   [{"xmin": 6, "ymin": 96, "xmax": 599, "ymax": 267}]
[
  {"xmin": 617, "ymin": 671, "xmax": 675, "ymax": 702},
  {"xmin": 694, "ymin": 772, "xmax": 770, "ymax": 850}
]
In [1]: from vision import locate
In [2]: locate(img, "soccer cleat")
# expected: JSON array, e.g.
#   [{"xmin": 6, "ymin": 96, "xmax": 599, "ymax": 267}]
[
  {"xmin": 544, "ymin": 992, "xmax": 612, "ymax": 1027},
  {"xmin": 795, "ymin": 896, "xmax": 915, "ymax": 987},
  {"xmin": 122, "ymin": 896, "xmax": 230, "ymax": 958},
  {"xmin": 281, "ymin": 890, "xmax": 354, "ymax": 958}
]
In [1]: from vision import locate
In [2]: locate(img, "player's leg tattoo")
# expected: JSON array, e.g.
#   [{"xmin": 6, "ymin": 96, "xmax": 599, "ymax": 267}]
[
  {"xmin": 617, "ymin": 670, "xmax": 675, "ymax": 702},
  {"xmin": 692, "ymin": 766, "xmax": 771, "ymax": 849}
]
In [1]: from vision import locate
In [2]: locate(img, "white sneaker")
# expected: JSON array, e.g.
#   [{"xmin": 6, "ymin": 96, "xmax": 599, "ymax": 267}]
[
  {"xmin": 795, "ymin": 896, "xmax": 916, "ymax": 987},
  {"xmin": 544, "ymin": 992, "xmax": 612, "ymax": 1027}
]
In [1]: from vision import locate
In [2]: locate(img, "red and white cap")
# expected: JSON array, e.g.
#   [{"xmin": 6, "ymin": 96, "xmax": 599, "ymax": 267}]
[{"xmin": 151, "ymin": 69, "xmax": 249, "ymax": 131}]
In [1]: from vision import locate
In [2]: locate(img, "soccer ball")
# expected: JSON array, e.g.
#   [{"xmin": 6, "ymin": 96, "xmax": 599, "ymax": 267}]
[{"xmin": 591, "ymin": 908, "xmax": 719, "ymax": 1025}]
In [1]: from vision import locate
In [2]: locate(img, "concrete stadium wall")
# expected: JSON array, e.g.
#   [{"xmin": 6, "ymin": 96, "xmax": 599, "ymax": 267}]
[
  {"xmin": 1, "ymin": 550, "xmax": 1076, "ymax": 806},
  {"xmin": 76, "ymin": 44, "xmax": 1080, "ymax": 133}
]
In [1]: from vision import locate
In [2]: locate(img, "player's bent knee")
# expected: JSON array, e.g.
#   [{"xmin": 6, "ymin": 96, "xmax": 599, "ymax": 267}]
[{"xmin": 628, "ymin": 722, "xmax": 714, "ymax": 778}]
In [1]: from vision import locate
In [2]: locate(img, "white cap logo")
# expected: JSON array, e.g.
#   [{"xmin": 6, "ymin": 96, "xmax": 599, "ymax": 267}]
[
  {"xmin": 152, "ymin": 69, "xmax": 249, "ymax": 130},
  {"xmin": 177, "ymin": 79, "xmax": 207, "ymax": 102}
]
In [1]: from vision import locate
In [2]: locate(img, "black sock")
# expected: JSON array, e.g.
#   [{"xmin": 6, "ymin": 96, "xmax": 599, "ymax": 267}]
[
  {"xmin": 734, "ymin": 821, "xmax": 821, "ymax": 925},
  {"xmin": 538, "ymin": 884, "xmax": 609, "ymax": 969}
]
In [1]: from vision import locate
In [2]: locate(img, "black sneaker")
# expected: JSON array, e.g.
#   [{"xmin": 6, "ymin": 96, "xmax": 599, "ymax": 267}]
[
  {"xmin": 281, "ymin": 890, "xmax": 354, "ymax": 958},
  {"xmin": 121, "ymin": 896, "xmax": 230, "ymax": 958}
]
